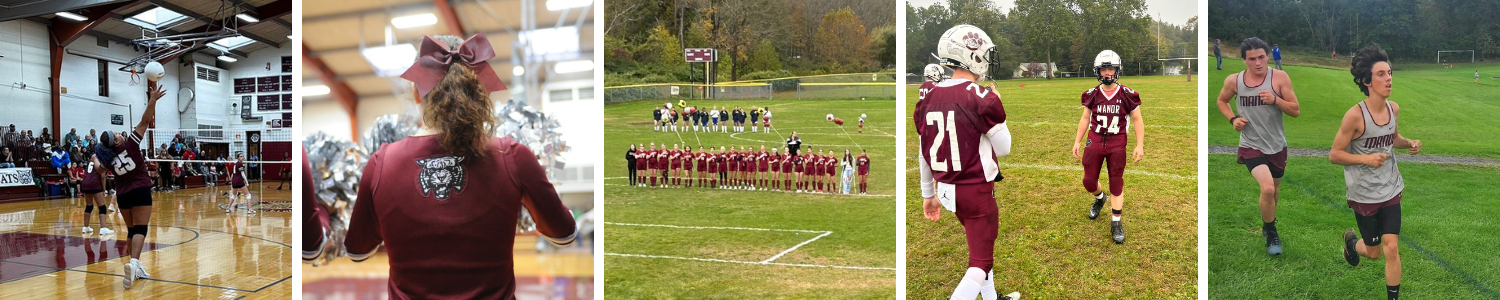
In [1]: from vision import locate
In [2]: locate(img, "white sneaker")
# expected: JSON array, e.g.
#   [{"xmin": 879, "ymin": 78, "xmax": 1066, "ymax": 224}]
[
  {"xmin": 132, "ymin": 258, "xmax": 150, "ymax": 279},
  {"xmin": 123, "ymin": 260, "xmax": 136, "ymax": 289},
  {"xmin": 82, "ymin": 227, "xmax": 93, "ymax": 234},
  {"xmin": 98, "ymin": 227, "xmax": 115, "ymax": 235}
]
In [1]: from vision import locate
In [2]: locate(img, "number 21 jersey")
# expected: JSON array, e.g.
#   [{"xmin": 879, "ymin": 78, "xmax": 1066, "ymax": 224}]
[{"xmin": 914, "ymin": 78, "xmax": 1007, "ymax": 185}]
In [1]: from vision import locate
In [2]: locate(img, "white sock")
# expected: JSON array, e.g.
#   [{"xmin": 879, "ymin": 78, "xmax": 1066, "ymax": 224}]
[
  {"xmin": 950, "ymin": 267, "xmax": 986, "ymax": 300},
  {"xmin": 1112, "ymin": 215, "xmax": 1121, "ymax": 221},
  {"xmin": 980, "ymin": 270, "xmax": 997, "ymax": 300}
]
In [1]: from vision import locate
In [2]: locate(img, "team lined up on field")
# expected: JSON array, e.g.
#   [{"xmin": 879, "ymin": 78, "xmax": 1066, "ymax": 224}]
[
  {"xmin": 649, "ymin": 100, "xmax": 872, "ymax": 134},
  {"xmin": 625, "ymin": 135, "xmax": 871, "ymax": 195}
]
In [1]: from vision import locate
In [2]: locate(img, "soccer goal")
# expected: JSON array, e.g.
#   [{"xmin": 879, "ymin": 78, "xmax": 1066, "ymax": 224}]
[{"xmin": 1437, "ymin": 50, "xmax": 1475, "ymax": 64}]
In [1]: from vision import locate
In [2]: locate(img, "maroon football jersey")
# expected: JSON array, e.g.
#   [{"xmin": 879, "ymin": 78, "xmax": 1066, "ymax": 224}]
[
  {"xmin": 108, "ymin": 132, "xmax": 153, "ymax": 193},
  {"xmin": 914, "ymin": 79, "xmax": 1008, "ymax": 184},
  {"xmin": 1082, "ymin": 84, "xmax": 1142, "ymax": 136},
  {"xmin": 345, "ymin": 135, "xmax": 576, "ymax": 299}
]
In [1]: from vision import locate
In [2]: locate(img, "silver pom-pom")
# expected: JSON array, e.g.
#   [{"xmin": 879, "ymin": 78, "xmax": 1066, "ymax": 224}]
[
  {"xmin": 363, "ymin": 114, "xmax": 421, "ymax": 153},
  {"xmin": 304, "ymin": 131, "xmax": 369, "ymax": 266},
  {"xmin": 491, "ymin": 99, "xmax": 569, "ymax": 180},
  {"xmin": 490, "ymin": 99, "xmax": 569, "ymax": 234}
]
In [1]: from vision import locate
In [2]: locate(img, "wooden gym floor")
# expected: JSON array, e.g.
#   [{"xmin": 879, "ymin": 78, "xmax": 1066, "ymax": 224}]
[{"xmin": 0, "ymin": 182, "xmax": 294, "ymax": 299}]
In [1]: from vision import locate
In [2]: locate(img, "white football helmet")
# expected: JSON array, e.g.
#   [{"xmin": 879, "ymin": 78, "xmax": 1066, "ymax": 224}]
[
  {"xmin": 826, "ymin": 113, "xmax": 835, "ymax": 122},
  {"xmin": 924, "ymin": 63, "xmax": 945, "ymax": 82},
  {"xmin": 936, "ymin": 25, "xmax": 996, "ymax": 81},
  {"xmin": 1093, "ymin": 50, "xmax": 1123, "ymax": 84}
]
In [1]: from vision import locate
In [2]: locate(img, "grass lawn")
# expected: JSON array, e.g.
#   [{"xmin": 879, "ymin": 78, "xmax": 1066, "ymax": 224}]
[
  {"xmin": 603, "ymin": 98, "xmax": 898, "ymax": 298},
  {"xmin": 1207, "ymin": 155, "xmax": 1500, "ymax": 299},
  {"xmin": 905, "ymin": 75, "xmax": 1199, "ymax": 299},
  {"xmin": 1207, "ymin": 57, "xmax": 1500, "ymax": 158}
]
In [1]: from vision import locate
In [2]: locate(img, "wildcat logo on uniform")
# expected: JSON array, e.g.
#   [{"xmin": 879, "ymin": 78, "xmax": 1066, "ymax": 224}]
[{"xmin": 416, "ymin": 156, "xmax": 467, "ymax": 200}]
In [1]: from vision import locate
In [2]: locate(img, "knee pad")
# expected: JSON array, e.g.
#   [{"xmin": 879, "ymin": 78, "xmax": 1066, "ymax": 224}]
[
  {"xmin": 130, "ymin": 225, "xmax": 148, "ymax": 238},
  {"xmin": 84, "ymin": 205, "xmax": 94, "ymax": 214},
  {"xmin": 1109, "ymin": 174, "xmax": 1124, "ymax": 196},
  {"xmin": 98, "ymin": 205, "xmax": 109, "ymax": 214}
]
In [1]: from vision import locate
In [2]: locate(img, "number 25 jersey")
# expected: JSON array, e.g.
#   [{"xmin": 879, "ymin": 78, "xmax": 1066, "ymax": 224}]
[{"xmin": 914, "ymin": 78, "xmax": 1007, "ymax": 185}]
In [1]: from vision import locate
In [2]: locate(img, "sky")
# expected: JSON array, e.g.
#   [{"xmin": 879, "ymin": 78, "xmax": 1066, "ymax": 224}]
[{"xmin": 906, "ymin": 0, "xmax": 1199, "ymax": 26}]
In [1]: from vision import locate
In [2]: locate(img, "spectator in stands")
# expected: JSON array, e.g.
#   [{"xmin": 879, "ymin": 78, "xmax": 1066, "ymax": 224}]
[
  {"xmin": 1, "ymin": 125, "xmax": 14, "ymax": 151},
  {"xmin": 64, "ymin": 128, "xmax": 79, "ymax": 148},
  {"xmin": 69, "ymin": 161, "xmax": 84, "ymax": 198},
  {"xmin": 84, "ymin": 129, "xmax": 96, "ymax": 149},
  {"xmin": 183, "ymin": 146, "xmax": 200, "ymax": 176},
  {"xmin": 172, "ymin": 162, "xmax": 185, "ymax": 190},
  {"xmin": 0, "ymin": 147, "xmax": 13, "ymax": 168},
  {"xmin": 50, "ymin": 145, "xmax": 71, "ymax": 174},
  {"xmin": 19, "ymin": 130, "xmax": 33, "ymax": 161}
]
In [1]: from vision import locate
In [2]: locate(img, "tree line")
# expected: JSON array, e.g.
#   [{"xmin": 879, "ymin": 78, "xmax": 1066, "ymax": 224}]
[
  {"xmin": 1209, "ymin": 0, "xmax": 1500, "ymax": 62},
  {"xmin": 604, "ymin": 0, "xmax": 897, "ymax": 86},
  {"xmin": 907, "ymin": 0, "xmax": 1196, "ymax": 80}
]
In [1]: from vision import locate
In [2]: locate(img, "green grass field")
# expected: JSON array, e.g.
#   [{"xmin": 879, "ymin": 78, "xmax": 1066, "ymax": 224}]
[
  {"xmin": 602, "ymin": 98, "xmax": 897, "ymax": 298},
  {"xmin": 1208, "ymin": 57, "xmax": 1500, "ymax": 158},
  {"xmin": 1207, "ymin": 155, "xmax": 1500, "ymax": 299},
  {"xmin": 905, "ymin": 75, "xmax": 1199, "ymax": 299}
]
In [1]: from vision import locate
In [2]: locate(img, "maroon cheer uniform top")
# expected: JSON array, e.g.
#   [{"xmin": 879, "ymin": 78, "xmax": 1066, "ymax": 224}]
[{"xmin": 344, "ymin": 135, "xmax": 577, "ymax": 300}]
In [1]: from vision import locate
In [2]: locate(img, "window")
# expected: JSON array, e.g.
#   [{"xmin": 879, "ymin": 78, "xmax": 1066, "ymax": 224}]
[
  {"xmin": 196, "ymin": 66, "xmax": 219, "ymax": 82},
  {"xmin": 578, "ymin": 86, "xmax": 594, "ymax": 100},
  {"xmin": 548, "ymin": 89, "xmax": 574, "ymax": 102},
  {"xmin": 97, "ymin": 60, "xmax": 109, "ymax": 97},
  {"xmin": 209, "ymin": 36, "xmax": 256, "ymax": 52},
  {"xmin": 124, "ymin": 7, "xmax": 189, "ymax": 30}
]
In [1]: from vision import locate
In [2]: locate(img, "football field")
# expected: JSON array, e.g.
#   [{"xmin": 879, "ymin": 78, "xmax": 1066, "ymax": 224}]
[
  {"xmin": 904, "ymin": 75, "xmax": 1200, "ymax": 299},
  {"xmin": 1208, "ymin": 57, "xmax": 1500, "ymax": 298},
  {"xmin": 602, "ymin": 98, "xmax": 898, "ymax": 298}
]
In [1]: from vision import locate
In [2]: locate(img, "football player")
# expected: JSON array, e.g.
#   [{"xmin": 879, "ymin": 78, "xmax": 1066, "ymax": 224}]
[
  {"xmin": 1072, "ymin": 49, "xmax": 1146, "ymax": 244},
  {"xmin": 916, "ymin": 24, "xmax": 1019, "ymax": 300}
]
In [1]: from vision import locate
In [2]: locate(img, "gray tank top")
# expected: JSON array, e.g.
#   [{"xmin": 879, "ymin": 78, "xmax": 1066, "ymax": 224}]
[
  {"xmin": 1344, "ymin": 101, "xmax": 1403, "ymax": 203},
  {"xmin": 1235, "ymin": 71, "xmax": 1288, "ymax": 154}
]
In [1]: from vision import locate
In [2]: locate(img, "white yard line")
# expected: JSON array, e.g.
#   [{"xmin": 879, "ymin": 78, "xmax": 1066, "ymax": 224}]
[
  {"xmin": 905, "ymin": 163, "xmax": 1195, "ymax": 180},
  {"xmin": 605, "ymin": 253, "xmax": 896, "ymax": 270},
  {"xmin": 762, "ymin": 231, "xmax": 833, "ymax": 263},
  {"xmin": 604, "ymin": 222, "xmax": 895, "ymax": 270}
]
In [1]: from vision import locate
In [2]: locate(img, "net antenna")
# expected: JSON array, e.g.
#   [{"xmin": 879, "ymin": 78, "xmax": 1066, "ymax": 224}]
[{"xmin": 1436, "ymin": 50, "xmax": 1475, "ymax": 64}]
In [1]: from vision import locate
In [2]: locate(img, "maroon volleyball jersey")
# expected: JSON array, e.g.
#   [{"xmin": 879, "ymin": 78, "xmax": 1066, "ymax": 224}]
[
  {"xmin": 108, "ymin": 131, "xmax": 153, "ymax": 193},
  {"xmin": 344, "ymin": 135, "xmax": 577, "ymax": 300},
  {"xmin": 914, "ymin": 78, "xmax": 1007, "ymax": 185},
  {"xmin": 1082, "ymin": 84, "xmax": 1141, "ymax": 136}
]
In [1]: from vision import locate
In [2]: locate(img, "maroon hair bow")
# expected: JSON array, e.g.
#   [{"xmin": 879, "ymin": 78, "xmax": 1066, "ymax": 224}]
[{"xmin": 400, "ymin": 33, "xmax": 508, "ymax": 98}]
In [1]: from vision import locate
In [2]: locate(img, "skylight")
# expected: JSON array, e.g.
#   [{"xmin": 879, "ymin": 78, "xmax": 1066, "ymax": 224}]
[
  {"xmin": 209, "ymin": 36, "xmax": 255, "ymax": 52},
  {"xmin": 125, "ymin": 7, "xmax": 189, "ymax": 29}
]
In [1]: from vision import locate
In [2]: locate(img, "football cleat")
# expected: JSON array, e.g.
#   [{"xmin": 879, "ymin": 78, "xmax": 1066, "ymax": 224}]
[
  {"xmin": 1088, "ymin": 192, "xmax": 1106, "ymax": 219},
  {"xmin": 1111, "ymin": 221, "xmax": 1125, "ymax": 244}
]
